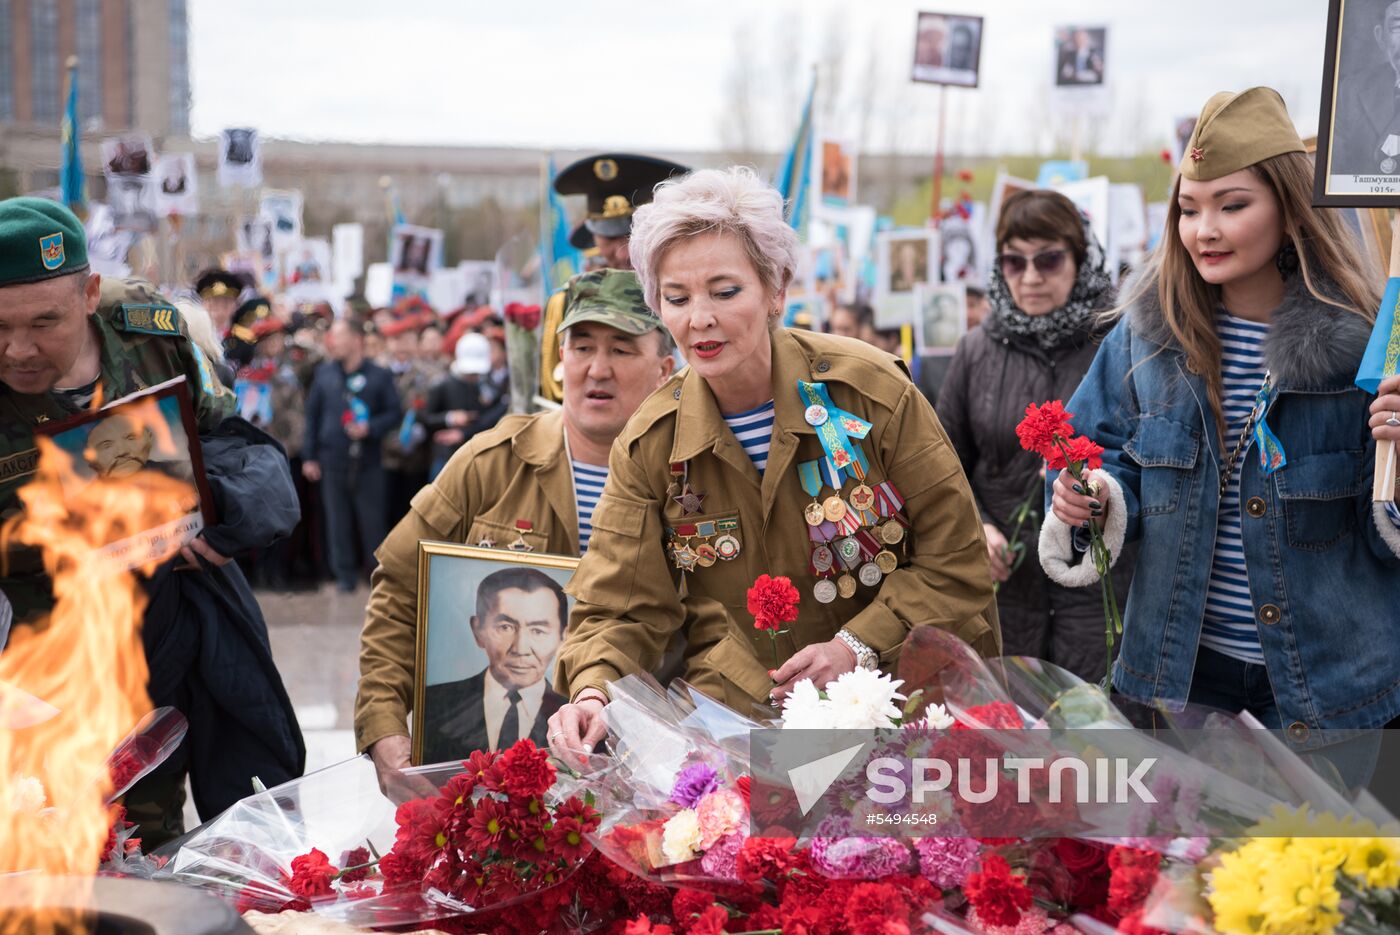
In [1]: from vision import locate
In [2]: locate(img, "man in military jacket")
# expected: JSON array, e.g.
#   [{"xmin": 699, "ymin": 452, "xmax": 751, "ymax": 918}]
[{"xmin": 0, "ymin": 198, "xmax": 303, "ymax": 845}]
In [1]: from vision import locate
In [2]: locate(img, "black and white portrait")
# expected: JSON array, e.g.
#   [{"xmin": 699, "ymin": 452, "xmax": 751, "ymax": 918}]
[
  {"xmin": 1054, "ymin": 26, "xmax": 1107, "ymax": 87},
  {"xmin": 1317, "ymin": 0, "xmax": 1400, "ymax": 202},
  {"xmin": 910, "ymin": 11, "xmax": 984, "ymax": 88},
  {"xmin": 412, "ymin": 545, "xmax": 578, "ymax": 765}
]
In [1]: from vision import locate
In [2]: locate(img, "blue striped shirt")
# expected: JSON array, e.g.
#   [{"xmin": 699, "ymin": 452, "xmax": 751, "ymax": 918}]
[
  {"xmin": 1200, "ymin": 314, "xmax": 1270, "ymax": 665},
  {"xmin": 571, "ymin": 460, "xmax": 609, "ymax": 554},
  {"xmin": 722, "ymin": 400, "xmax": 776, "ymax": 473}
]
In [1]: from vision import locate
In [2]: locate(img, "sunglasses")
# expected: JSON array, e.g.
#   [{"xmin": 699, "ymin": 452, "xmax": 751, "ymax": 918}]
[{"xmin": 997, "ymin": 248, "xmax": 1068, "ymax": 278}]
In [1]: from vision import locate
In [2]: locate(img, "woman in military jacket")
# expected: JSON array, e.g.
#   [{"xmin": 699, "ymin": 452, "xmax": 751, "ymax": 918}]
[{"xmin": 550, "ymin": 168, "xmax": 999, "ymax": 761}]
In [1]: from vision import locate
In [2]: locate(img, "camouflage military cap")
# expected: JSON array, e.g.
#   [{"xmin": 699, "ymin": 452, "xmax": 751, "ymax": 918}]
[
  {"xmin": 0, "ymin": 197, "xmax": 89, "ymax": 286},
  {"xmin": 557, "ymin": 269, "xmax": 662, "ymax": 336}
]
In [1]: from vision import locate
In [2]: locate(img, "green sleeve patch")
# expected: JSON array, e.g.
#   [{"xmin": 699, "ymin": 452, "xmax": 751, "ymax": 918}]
[{"xmin": 118, "ymin": 304, "xmax": 181, "ymax": 336}]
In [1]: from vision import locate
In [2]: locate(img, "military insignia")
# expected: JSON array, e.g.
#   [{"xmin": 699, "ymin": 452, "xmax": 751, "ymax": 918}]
[
  {"xmin": 477, "ymin": 536, "xmax": 496, "ymax": 548},
  {"xmin": 880, "ymin": 520, "xmax": 905, "ymax": 545},
  {"xmin": 673, "ymin": 544, "xmax": 699, "ymax": 572},
  {"xmin": 1189, "ymin": 147, "xmax": 1205, "ymax": 163},
  {"xmin": 1384, "ymin": 157, "xmax": 1397, "ymax": 175},
  {"xmin": 858, "ymin": 562, "xmax": 883, "ymax": 587},
  {"xmin": 120, "ymin": 304, "xmax": 180, "ymax": 336},
  {"xmin": 875, "ymin": 550, "xmax": 899, "ymax": 574},
  {"xmin": 804, "ymin": 404, "xmax": 828, "ymax": 426},
  {"xmin": 694, "ymin": 543, "xmax": 718, "ymax": 568},
  {"xmin": 507, "ymin": 519, "xmax": 535, "ymax": 552},
  {"xmin": 811, "ymin": 544, "xmax": 834, "ymax": 574},
  {"xmin": 39, "ymin": 233, "xmax": 65, "ymax": 271},
  {"xmin": 804, "ymin": 501, "xmax": 826, "ymax": 526},
  {"xmin": 848, "ymin": 484, "xmax": 875, "ymax": 513},
  {"xmin": 593, "ymin": 158, "xmax": 619, "ymax": 181},
  {"xmin": 601, "ymin": 194, "xmax": 632, "ymax": 218},
  {"xmin": 822, "ymin": 495, "xmax": 848, "ymax": 523},
  {"xmin": 813, "ymin": 578, "xmax": 838, "ymax": 604},
  {"xmin": 0, "ymin": 449, "xmax": 39, "ymax": 483},
  {"xmin": 674, "ymin": 483, "xmax": 706, "ymax": 515},
  {"xmin": 836, "ymin": 574, "xmax": 857, "ymax": 599},
  {"xmin": 715, "ymin": 534, "xmax": 741, "ymax": 561}
]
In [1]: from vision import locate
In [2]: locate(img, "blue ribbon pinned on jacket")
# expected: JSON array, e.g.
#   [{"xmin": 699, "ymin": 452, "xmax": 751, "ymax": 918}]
[{"xmin": 797, "ymin": 380, "xmax": 873, "ymax": 481}]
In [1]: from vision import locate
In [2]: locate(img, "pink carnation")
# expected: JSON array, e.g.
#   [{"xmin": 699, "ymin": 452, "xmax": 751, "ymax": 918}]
[
  {"xmin": 913, "ymin": 836, "xmax": 981, "ymax": 889},
  {"xmin": 695, "ymin": 789, "xmax": 747, "ymax": 850},
  {"xmin": 809, "ymin": 834, "xmax": 910, "ymax": 879},
  {"xmin": 699, "ymin": 831, "xmax": 746, "ymax": 880}
]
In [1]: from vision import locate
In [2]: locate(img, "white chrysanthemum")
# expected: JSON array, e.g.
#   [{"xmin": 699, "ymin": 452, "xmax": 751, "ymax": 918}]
[
  {"xmin": 824, "ymin": 668, "xmax": 906, "ymax": 730},
  {"xmin": 781, "ymin": 678, "xmax": 830, "ymax": 729},
  {"xmin": 660, "ymin": 808, "xmax": 703, "ymax": 864},
  {"xmin": 10, "ymin": 775, "xmax": 46, "ymax": 814},
  {"xmin": 913, "ymin": 703, "xmax": 955, "ymax": 731}
]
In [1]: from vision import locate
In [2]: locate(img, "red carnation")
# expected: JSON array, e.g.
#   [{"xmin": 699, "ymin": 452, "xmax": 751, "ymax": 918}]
[
  {"xmin": 504, "ymin": 302, "xmax": 542, "ymax": 332},
  {"xmin": 958, "ymin": 169, "xmax": 975, "ymax": 182},
  {"xmin": 736, "ymin": 835, "xmax": 799, "ymax": 883},
  {"xmin": 964, "ymin": 855, "xmax": 1033, "ymax": 929},
  {"xmin": 1160, "ymin": 149, "xmax": 1174, "ymax": 163},
  {"xmin": 687, "ymin": 904, "xmax": 730, "ymax": 935},
  {"xmin": 747, "ymin": 574, "xmax": 800, "ymax": 632},
  {"xmin": 338, "ymin": 845, "xmax": 373, "ymax": 883},
  {"xmin": 498, "ymin": 739, "xmax": 556, "ymax": 797},
  {"xmin": 1015, "ymin": 400, "xmax": 1076, "ymax": 461},
  {"xmin": 845, "ymin": 881, "xmax": 909, "ymax": 935},
  {"xmin": 625, "ymin": 916, "xmax": 674, "ymax": 935},
  {"xmin": 1048, "ymin": 434, "xmax": 1105, "ymax": 472},
  {"xmin": 287, "ymin": 848, "xmax": 337, "ymax": 899},
  {"xmin": 672, "ymin": 887, "xmax": 718, "ymax": 928}
]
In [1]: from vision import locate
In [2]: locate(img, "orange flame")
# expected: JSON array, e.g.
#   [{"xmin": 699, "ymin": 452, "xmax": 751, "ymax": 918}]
[{"xmin": 0, "ymin": 436, "xmax": 197, "ymax": 933}]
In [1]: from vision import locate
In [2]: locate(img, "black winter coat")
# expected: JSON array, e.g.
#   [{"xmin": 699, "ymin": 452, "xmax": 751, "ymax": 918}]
[
  {"xmin": 140, "ymin": 418, "xmax": 305, "ymax": 819},
  {"xmin": 937, "ymin": 317, "xmax": 1134, "ymax": 683}
]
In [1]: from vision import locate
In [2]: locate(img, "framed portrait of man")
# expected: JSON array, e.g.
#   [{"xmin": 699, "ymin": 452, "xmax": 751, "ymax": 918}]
[
  {"xmin": 910, "ymin": 11, "xmax": 984, "ymax": 87},
  {"xmin": 1053, "ymin": 26, "xmax": 1107, "ymax": 88},
  {"xmin": 36, "ymin": 377, "xmax": 214, "ymax": 569},
  {"xmin": 412, "ymin": 543, "xmax": 579, "ymax": 766},
  {"xmin": 1315, "ymin": 0, "xmax": 1400, "ymax": 203}
]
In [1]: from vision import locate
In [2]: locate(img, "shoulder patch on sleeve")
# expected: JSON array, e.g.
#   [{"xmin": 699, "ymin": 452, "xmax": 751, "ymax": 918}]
[
  {"xmin": 187, "ymin": 340, "xmax": 230, "ymax": 398},
  {"xmin": 118, "ymin": 303, "xmax": 181, "ymax": 336}
]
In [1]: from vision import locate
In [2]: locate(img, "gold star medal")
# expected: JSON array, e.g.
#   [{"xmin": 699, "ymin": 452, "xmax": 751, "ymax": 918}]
[{"xmin": 508, "ymin": 520, "xmax": 535, "ymax": 552}]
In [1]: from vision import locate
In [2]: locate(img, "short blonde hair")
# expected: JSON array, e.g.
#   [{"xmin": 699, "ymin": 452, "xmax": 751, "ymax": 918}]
[{"xmin": 629, "ymin": 166, "xmax": 800, "ymax": 311}]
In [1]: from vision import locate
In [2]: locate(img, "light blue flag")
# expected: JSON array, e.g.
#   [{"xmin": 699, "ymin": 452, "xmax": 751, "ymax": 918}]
[
  {"xmin": 1357, "ymin": 277, "xmax": 1400, "ymax": 394},
  {"xmin": 60, "ymin": 62, "xmax": 85, "ymax": 212},
  {"xmin": 775, "ymin": 75, "xmax": 816, "ymax": 232},
  {"xmin": 543, "ymin": 155, "xmax": 583, "ymax": 294}
]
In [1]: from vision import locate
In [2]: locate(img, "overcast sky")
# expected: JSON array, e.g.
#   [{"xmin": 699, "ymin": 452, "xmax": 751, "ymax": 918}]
[{"xmin": 188, "ymin": 0, "xmax": 1329, "ymax": 155}]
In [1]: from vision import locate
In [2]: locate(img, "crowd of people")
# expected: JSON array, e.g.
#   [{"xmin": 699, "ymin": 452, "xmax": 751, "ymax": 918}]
[{"xmin": 2, "ymin": 86, "xmax": 1398, "ymax": 847}]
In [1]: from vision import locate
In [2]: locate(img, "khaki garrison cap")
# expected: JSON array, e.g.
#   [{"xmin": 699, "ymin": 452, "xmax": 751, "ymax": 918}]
[{"xmin": 1178, "ymin": 87, "xmax": 1305, "ymax": 181}]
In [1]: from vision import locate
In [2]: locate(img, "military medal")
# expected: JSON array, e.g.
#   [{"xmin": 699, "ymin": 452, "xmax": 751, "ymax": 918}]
[
  {"xmin": 849, "ymin": 483, "xmax": 875, "ymax": 513},
  {"xmin": 1386, "ymin": 158, "xmax": 1398, "ymax": 175},
  {"xmin": 836, "ymin": 574, "xmax": 857, "ymax": 599},
  {"xmin": 798, "ymin": 459, "xmax": 833, "ymax": 526},
  {"xmin": 674, "ymin": 545, "xmax": 699, "ymax": 571},
  {"xmin": 880, "ymin": 521, "xmax": 905, "ymax": 544},
  {"xmin": 1383, "ymin": 135, "xmax": 1400, "ymax": 174},
  {"xmin": 875, "ymin": 550, "xmax": 899, "ymax": 574},
  {"xmin": 858, "ymin": 562, "xmax": 883, "ymax": 587},
  {"xmin": 804, "ymin": 404, "xmax": 829, "ymax": 426},
  {"xmin": 715, "ymin": 534, "xmax": 741, "ymax": 560},
  {"xmin": 667, "ymin": 462, "xmax": 686, "ymax": 501},
  {"xmin": 813, "ymin": 578, "xmax": 838, "ymax": 604},
  {"xmin": 804, "ymin": 501, "xmax": 826, "ymax": 526},
  {"xmin": 835, "ymin": 536, "xmax": 862, "ymax": 567},
  {"xmin": 811, "ymin": 543, "xmax": 835, "ymax": 574},
  {"xmin": 822, "ymin": 495, "xmax": 848, "ymax": 523},
  {"xmin": 675, "ymin": 483, "xmax": 706, "ymax": 516},
  {"xmin": 508, "ymin": 520, "xmax": 535, "ymax": 552},
  {"xmin": 694, "ymin": 543, "xmax": 718, "ymax": 567},
  {"xmin": 477, "ymin": 536, "xmax": 496, "ymax": 548}
]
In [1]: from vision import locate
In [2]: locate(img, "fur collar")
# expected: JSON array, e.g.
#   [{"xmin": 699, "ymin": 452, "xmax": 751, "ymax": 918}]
[{"xmin": 1124, "ymin": 269, "xmax": 1373, "ymax": 390}]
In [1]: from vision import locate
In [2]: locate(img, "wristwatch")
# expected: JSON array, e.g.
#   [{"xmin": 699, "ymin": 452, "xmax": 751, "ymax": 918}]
[{"xmin": 835, "ymin": 628, "xmax": 879, "ymax": 671}]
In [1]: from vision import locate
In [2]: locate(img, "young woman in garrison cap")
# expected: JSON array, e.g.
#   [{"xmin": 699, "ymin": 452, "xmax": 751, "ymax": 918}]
[{"xmin": 1044, "ymin": 87, "xmax": 1400, "ymax": 738}]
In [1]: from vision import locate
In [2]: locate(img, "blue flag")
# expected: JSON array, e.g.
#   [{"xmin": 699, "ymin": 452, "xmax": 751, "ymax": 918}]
[
  {"xmin": 1357, "ymin": 277, "xmax": 1400, "ymax": 394},
  {"xmin": 60, "ymin": 62, "xmax": 85, "ymax": 212},
  {"xmin": 775, "ymin": 75, "xmax": 816, "ymax": 233},
  {"xmin": 543, "ymin": 155, "xmax": 583, "ymax": 294}
]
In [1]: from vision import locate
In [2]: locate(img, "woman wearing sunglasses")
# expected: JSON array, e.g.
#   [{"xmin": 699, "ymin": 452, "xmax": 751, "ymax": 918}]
[
  {"xmin": 1043, "ymin": 87, "xmax": 1400, "ymax": 735},
  {"xmin": 937, "ymin": 188, "xmax": 1130, "ymax": 681}
]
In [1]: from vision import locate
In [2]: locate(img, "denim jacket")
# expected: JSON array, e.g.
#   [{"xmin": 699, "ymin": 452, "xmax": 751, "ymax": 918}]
[{"xmin": 1040, "ymin": 274, "xmax": 1400, "ymax": 741}]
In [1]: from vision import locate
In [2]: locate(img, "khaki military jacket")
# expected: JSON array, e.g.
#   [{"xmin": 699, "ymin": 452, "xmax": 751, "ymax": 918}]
[
  {"xmin": 556, "ymin": 328, "xmax": 1001, "ymax": 711},
  {"xmin": 0, "ymin": 279, "xmax": 235, "ymax": 622}
]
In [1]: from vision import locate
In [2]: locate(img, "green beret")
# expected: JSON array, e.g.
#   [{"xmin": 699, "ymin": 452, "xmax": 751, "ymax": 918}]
[
  {"xmin": 1179, "ymin": 87, "xmax": 1305, "ymax": 182},
  {"xmin": 0, "ymin": 197, "xmax": 90, "ymax": 287}
]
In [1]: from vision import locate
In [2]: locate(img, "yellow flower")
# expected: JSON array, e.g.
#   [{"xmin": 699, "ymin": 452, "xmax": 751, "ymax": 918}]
[
  {"xmin": 1209, "ymin": 844, "xmax": 1271, "ymax": 935},
  {"xmin": 1342, "ymin": 837, "xmax": 1400, "ymax": 891},
  {"xmin": 1258, "ymin": 848, "xmax": 1342, "ymax": 935}
]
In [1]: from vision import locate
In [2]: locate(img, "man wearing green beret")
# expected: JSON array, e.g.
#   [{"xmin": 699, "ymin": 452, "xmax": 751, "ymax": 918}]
[
  {"xmin": 0, "ymin": 196, "xmax": 304, "ymax": 845},
  {"xmin": 355, "ymin": 269, "xmax": 722, "ymax": 799}
]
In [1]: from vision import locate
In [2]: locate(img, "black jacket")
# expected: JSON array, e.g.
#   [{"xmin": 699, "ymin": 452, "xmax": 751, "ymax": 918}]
[
  {"xmin": 419, "ymin": 669, "xmax": 564, "ymax": 764},
  {"xmin": 302, "ymin": 359, "xmax": 402, "ymax": 471},
  {"xmin": 422, "ymin": 372, "xmax": 508, "ymax": 467},
  {"xmin": 141, "ymin": 418, "xmax": 305, "ymax": 819},
  {"xmin": 937, "ymin": 318, "xmax": 1134, "ymax": 682}
]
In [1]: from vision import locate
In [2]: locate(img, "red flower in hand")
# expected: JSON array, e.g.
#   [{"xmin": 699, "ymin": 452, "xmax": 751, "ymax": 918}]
[
  {"xmin": 964, "ymin": 855, "xmax": 1033, "ymax": 928},
  {"xmin": 287, "ymin": 848, "xmax": 337, "ymax": 899},
  {"xmin": 1047, "ymin": 434, "xmax": 1105, "ymax": 472},
  {"xmin": 1015, "ymin": 400, "xmax": 1075, "ymax": 460},
  {"xmin": 747, "ymin": 574, "xmax": 800, "ymax": 633}
]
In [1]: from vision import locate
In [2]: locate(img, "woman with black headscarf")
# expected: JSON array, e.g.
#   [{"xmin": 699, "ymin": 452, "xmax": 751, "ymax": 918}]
[{"xmin": 937, "ymin": 189, "xmax": 1131, "ymax": 681}]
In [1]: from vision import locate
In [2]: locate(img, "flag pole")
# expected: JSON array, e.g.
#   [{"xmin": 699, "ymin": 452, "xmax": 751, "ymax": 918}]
[
  {"xmin": 929, "ymin": 84, "xmax": 948, "ymax": 227},
  {"xmin": 1374, "ymin": 213, "xmax": 1400, "ymax": 502}
]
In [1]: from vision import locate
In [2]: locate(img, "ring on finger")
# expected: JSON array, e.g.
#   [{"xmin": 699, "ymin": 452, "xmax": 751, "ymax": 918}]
[{"xmin": 1387, "ymin": 411, "xmax": 1400, "ymax": 427}]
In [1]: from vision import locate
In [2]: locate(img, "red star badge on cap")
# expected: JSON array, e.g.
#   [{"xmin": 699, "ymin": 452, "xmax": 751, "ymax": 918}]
[{"xmin": 1189, "ymin": 147, "xmax": 1205, "ymax": 162}]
